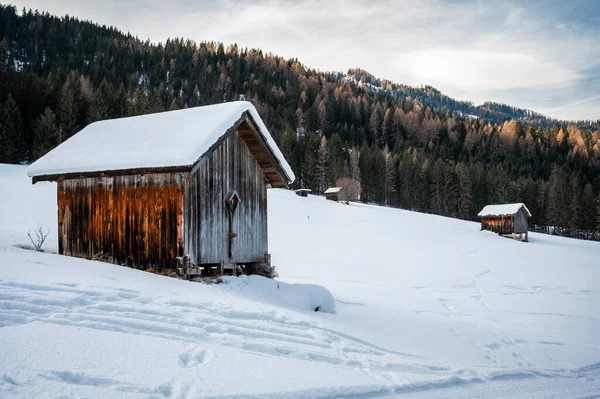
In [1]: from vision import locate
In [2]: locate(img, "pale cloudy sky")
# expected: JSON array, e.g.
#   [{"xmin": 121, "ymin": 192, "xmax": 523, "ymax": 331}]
[{"xmin": 10, "ymin": 0, "xmax": 600, "ymax": 120}]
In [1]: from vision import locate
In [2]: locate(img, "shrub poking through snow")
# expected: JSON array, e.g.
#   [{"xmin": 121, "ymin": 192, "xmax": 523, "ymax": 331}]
[
  {"xmin": 241, "ymin": 262, "xmax": 279, "ymax": 279},
  {"xmin": 27, "ymin": 221, "xmax": 49, "ymax": 252}
]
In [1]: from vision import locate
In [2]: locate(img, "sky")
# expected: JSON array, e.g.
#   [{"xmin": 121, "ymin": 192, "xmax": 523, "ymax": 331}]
[{"xmin": 10, "ymin": 0, "xmax": 600, "ymax": 121}]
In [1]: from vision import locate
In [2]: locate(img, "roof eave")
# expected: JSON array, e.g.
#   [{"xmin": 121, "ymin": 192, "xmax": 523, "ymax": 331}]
[{"xmin": 31, "ymin": 165, "xmax": 192, "ymax": 184}]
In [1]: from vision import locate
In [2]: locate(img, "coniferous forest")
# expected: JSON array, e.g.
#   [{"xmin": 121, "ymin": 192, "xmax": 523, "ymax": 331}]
[{"xmin": 1, "ymin": 5, "xmax": 600, "ymax": 237}]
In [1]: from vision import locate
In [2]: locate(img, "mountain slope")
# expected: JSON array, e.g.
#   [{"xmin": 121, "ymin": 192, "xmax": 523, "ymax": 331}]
[
  {"xmin": 345, "ymin": 68, "xmax": 551, "ymax": 125},
  {"xmin": 1, "ymin": 164, "xmax": 599, "ymax": 398}
]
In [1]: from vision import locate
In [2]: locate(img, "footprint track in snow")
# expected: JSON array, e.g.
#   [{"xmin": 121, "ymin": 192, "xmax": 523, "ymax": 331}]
[{"xmin": 0, "ymin": 280, "xmax": 444, "ymax": 380}]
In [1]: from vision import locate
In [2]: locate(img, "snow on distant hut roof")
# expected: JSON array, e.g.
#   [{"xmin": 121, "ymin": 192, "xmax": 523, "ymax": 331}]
[
  {"xmin": 27, "ymin": 101, "xmax": 295, "ymax": 183},
  {"xmin": 324, "ymin": 187, "xmax": 342, "ymax": 194},
  {"xmin": 295, "ymin": 188, "xmax": 312, "ymax": 192},
  {"xmin": 478, "ymin": 203, "xmax": 531, "ymax": 218}
]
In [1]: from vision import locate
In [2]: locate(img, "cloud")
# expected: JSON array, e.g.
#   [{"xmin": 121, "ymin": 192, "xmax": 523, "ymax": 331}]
[{"xmin": 393, "ymin": 49, "xmax": 580, "ymax": 91}]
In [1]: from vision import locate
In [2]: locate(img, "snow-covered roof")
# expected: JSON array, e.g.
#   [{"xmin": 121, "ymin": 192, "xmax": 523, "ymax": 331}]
[
  {"xmin": 478, "ymin": 203, "xmax": 531, "ymax": 218},
  {"xmin": 295, "ymin": 188, "xmax": 312, "ymax": 192},
  {"xmin": 324, "ymin": 187, "xmax": 342, "ymax": 194},
  {"xmin": 27, "ymin": 101, "xmax": 294, "ymax": 184}
]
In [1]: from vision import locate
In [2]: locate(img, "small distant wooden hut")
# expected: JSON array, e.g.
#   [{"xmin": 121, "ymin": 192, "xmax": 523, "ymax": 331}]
[
  {"xmin": 324, "ymin": 187, "xmax": 343, "ymax": 201},
  {"xmin": 27, "ymin": 101, "xmax": 295, "ymax": 275},
  {"xmin": 295, "ymin": 188, "xmax": 311, "ymax": 197},
  {"xmin": 478, "ymin": 203, "xmax": 531, "ymax": 242}
]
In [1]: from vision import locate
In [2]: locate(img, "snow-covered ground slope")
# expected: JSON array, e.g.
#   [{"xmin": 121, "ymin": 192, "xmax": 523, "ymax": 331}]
[{"xmin": 1, "ymin": 164, "xmax": 599, "ymax": 398}]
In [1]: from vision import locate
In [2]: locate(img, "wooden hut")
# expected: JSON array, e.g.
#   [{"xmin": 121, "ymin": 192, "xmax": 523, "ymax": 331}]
[
  {"xmin": 324, "ymin": 187, "xmax": 343, "ymax": 201},
  {"xmin": 478, "ymin": 203, "xmax": 531, "ymax": 242},
  {"xmin": 27, "ymin": 102, "xmax": 295, "ymax": 275},
  {"xmin": 295, "ymin": 188, "xmax": 311, "ymax": 197}
]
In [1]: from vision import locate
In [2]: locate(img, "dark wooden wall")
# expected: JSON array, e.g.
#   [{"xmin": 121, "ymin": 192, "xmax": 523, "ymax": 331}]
[
  {"xmin": 57, "ymin": 173, "xmax": 184, "ymax": 268},
  {"xmin": 184, "ymin": 128, "xmax": 268, "ymax": 265}
]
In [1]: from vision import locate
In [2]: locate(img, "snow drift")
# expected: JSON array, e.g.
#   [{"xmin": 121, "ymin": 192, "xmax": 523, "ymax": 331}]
[{"xmin": 223, "ymin": 275, "xmax": 336, "ymax": 313}]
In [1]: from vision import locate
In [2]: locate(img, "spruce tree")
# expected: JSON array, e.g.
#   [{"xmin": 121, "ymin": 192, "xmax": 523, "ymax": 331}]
[
  {"xmin": 581, "ymin": 184, "xmax": 596, "ymax": 230},
  {"xmin": 349, "ymin": 147, "xmax": 360, "ymax": 182},
  {"xmin": 327, "ymin": 133, "xmax": 345, "ymax": 185},
  {"xmin": 457, "ymin": 163, "xmax": 473, "ymax": 220},
  {"xmin": 430, "ymin": 159, "xmax": 445, "ymax": 215},
  {"xmin": 568, "ymin": 176, "xmax": 581, "ymax": 230},
  {"xmin": 32, "ymin": 107, "xmax": 58, "ymax": 160},
  {"xmin": 87, "ymin": 78, "xmax": 114, "ymax": 123},
  {"xmin": 301, "ymin": 132, "xmax": 319, "ymax": 191},
  {"xmin": 0, "ymin": 94, "xmax": 25, "ymax": 163},
  {"xmin": 58, "ymin": 72, "xmax": 82, "ymax": 142},
  {"xmin": 383, "ymin": 145, "xmax": 395, "ymax": 206},
  {"xmin": 443, "ymin": 163, "xmax": 460, "ymax": 217},
  {"xmin": 548, "ymin": 166, "xmax": 569, "ymax": 228},
  {"xmin": 315, "ymin": 136, "xmax": 328, "ymax": 194}
]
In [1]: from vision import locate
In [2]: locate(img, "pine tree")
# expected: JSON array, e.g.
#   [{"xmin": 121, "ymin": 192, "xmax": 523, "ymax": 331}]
[
  {"xmin": 349, "ymin": 147, "xmax": 360, "ymax": 182},
  {"xmin": 301, "ymin": 147, "xmax": 316, "ymax": 191},
  {"xmin": 457, "ymin": 163, "xmax": 473, "ymax": 220},
  {"xmin": 369, "ymin": 104, "xmax": 382, "ymax": 145},
  {"xmin": 315, "ymin": 136, "xmax": 328, "ymax": 194},
  {"xmin": 382, "ymin": 107, "xmax": 394, "ymax": 148},
  {"xmin": 58, "ymin": 72, "xmax": 82, "ymax": 142},
  {"xmin": 548, "ymin": 166, "xmax": 569, "ymax": 228},
  {"xmin": 0, "ymin": 94, "xmax": 25, "ymax": 163},
  {"xmin": 32, "ymin": 107, "xmax": 58, "ymax": 160},
  {"xmin": 130, "ymin": 90, "xmax": 162, "ymax": 116},
  {"xmin": 443, "ymin": 163, "xmax": 460, "ymax": 217},
  {"xmin": 87, "ymin": 78, "xmax": 115, "ymax": 123},
  {"xmin": 327, "ymin": 133, "xmax": 345, "ymax": 185},
  {"xmin": 383, "ymin": 145, "xmax": 395, "ymax": 206},
  {"xmin": 581, "ymin": 183, "xmax": 596, "ymax": 230},
  {"xmin": 430, "ymin": 159, "xmax": 445, "ymax": 215},
  {"xmin": 301, "ymin": 132, "xmax": 319, "ymax": 191},
  {"xmin": 568, "ymin": 175, "xmax": 581, "ymax": 230},
  {"xmin": 113, "ymin": 84, "xmax": 129, "ymax": 118},
  {"xmin": 358, "ymin": 142, "xmax": 371, "ymax": 202},
  {"xmin": 317, "ymin": 100, "xmax": 328, "ymax": 133}
]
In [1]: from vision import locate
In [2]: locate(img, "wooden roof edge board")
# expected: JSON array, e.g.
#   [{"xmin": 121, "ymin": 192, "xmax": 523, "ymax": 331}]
[
  {"xmin": 31, "ymin": 165, "xmax": 192, "ymax": 184},
  {"xmin": 188, "ymin": 111, "xmax": 289, "ymax": 188},
  {"xmin": 242, "ymin": 112, "xmax": 291, "ymax": 188}
]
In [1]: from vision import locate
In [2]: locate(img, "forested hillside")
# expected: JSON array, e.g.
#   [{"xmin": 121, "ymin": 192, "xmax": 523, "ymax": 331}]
[{"xmin": 1, "ymin": 4, "xmax": 599, "ymax": 233}]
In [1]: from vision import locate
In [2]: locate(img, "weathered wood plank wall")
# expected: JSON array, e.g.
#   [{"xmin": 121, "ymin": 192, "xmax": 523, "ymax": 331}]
[
  {"xmin": 58, "ymin": 173, "xmax": 184, "ymax": 268},
  {"xmin": 184, "ymin": 129, "xmax": 268, "ymax": 265},
  {"xmin": 514, "ymin": 210, "xmax": 528, "ymax": 233}
]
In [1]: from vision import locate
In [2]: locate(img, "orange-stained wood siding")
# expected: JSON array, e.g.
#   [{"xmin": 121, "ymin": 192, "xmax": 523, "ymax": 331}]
[
  {"xmin": 480, "ymin": 208, "xmax": 528, "ymax": 235},
  {"xmin": 57, "ymin": 173, "xmax": 185, "ymax": 268}
]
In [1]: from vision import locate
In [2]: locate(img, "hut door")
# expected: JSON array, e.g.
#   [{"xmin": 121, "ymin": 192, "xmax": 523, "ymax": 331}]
[{"xmin": 225, "ymin": 191, "xmax": 240, "ymax": 260}]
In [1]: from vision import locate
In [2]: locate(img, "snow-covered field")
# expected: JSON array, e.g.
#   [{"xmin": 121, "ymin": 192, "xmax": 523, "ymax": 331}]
[{"xmin": 1, "ymin": 164, "xmax": 599, "ymax": 398}]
